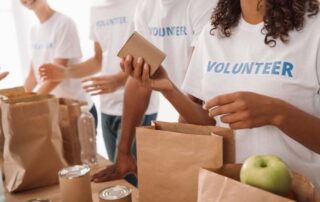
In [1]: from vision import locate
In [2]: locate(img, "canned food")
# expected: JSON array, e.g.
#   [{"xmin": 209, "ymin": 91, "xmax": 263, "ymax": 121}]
[
  {"xmin": 99, "ymin": 185, "xmax": 132, "ymax": 202},
  {"xmin": 58, "ymin": 164, "xmax": 90, "ymax": 179},
  {"xmin": 26, "ymin": 199, "xmax": 52, "ymax": 202},
  {"xmin": 58, "ymin": 165, "xmax": 93, "ymax": 202}
]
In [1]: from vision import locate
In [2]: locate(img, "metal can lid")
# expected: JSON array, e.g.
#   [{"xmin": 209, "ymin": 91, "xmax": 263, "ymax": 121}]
[
  {"xmin": 58, "ymin": 164, "xmax": 90, "ymax": 179},
  {"xmin": 26, "ymin": 199, "xmax": 52, "ymax": 202},
  {"xmin": 99, "ymin": 185, "xmax": 131, "ymax": 200}
]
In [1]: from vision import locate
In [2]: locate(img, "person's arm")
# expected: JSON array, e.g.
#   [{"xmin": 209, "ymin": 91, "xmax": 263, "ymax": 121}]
[
  {"xmin": 82, "ymin": 71, "xmax": 128, "ymax": 96},
  {"xmin": 37, "ymin": 58, "xmax": 67, "ymax": 95},
  {"xmin": 203, "ymin": 92, "xmax": 320, "ymax": 154},
  {"xmin": 24, "ymin": 64, "xmax": 37, "ymax": 92},
  {"xmin": 39, "ymin": 42, "xmax": 103, "ymax": 81},
  {"xmin": 91, "ymin": 76, "xmax": 151, "ymax": 182}
]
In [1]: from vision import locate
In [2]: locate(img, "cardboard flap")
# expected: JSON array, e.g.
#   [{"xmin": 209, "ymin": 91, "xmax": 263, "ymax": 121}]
[
  {"xmin": 198, "ymin": 167, "xmax": 294, "ymax": 202},
  {"xmin": 59, "ymin": 97, "xmax": 87, "ymax": 106},
  {"xmin": 153, "ymin": 121, "xmax": 235, "ymax": 163},
  {"xmin": 208, "ymin": 164, "xmax": 242, "ymax": 181},
  {"xmin": 3, "ymin": 94, "xmax": 53, "ymax": 104},
  {"xmin": 117, "ymin": 32, "xmax": 166, "ymax": 76},
  {"xmin": 0, "ymin": 87, "xmax": 25, "ymax": 97}
]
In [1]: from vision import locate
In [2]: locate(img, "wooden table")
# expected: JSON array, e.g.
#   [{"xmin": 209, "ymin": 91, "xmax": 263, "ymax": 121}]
[{"xmin": 4, "ymin": 157, "xmax": 139, "ymax": 202}]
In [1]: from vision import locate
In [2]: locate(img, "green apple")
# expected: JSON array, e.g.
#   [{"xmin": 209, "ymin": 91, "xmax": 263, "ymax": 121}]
[{"xmin": 240, "ymin": 155, "xmax": 292, "ymax": 196}]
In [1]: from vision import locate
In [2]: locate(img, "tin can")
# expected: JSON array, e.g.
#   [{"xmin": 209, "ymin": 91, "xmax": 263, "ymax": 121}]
[
  {"xmin": 99, "ymin": 185, "xmax": 132, "ymax": 202},
  {"xmin": 58, "ymin": 164, "xmax": 93, "ymax": 202},
  {"xmin": 26, "ymin": 199, "xmax": 52, "ymax": 202}
]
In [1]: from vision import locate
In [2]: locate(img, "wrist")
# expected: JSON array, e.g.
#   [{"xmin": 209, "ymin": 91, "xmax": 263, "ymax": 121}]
[
  {"xmin": 161, "ymin": 81, "xmax": 175, "ymax": 95},
  {"xmin": 270, "ymin": 98, "xmax": 288, "ymax": 127},
  {"xmin": 115, "ymin": 72, "xmax": 128, "ymax": 86},
  {"xmin": 117, "ymin": 144, "xmax": 131, "ymax": 156}
]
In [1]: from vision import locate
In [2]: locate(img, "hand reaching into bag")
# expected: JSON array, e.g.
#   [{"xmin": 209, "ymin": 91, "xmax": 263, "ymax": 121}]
[{"xmin": 120, "ymin": 55, "xmax": 174, "ymax": 92}]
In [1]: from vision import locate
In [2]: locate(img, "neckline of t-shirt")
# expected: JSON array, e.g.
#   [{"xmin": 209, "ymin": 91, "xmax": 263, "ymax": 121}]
[
  {"xmin": 238, "ymin": 15, "xmax": 264, "ymax": 32},
  {"xmin": 40, "ymin": 11, "xmax": 59, "ymax": 26}
]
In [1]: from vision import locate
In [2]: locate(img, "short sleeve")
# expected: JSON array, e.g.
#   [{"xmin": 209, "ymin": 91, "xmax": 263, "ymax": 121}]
[
  {"xmin": 181, "ymin": 27, "xmax": 207, "ymax": 100},
  {"xmin": 89, "ymin": 8, "xmax": 98, "ymax": 41},
  {"xmin": 187, "ymin": 0, "xmax": 217, "ymax": 46},
  {"xmin": 54, "ymin": 18, "xmax": 82, "ymax": 59}
]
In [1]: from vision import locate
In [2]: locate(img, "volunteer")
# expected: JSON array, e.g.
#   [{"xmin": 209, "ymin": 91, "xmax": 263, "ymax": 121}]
[
  {"xmin": 38, "ymin": 0, "xmax": 156, "ymax": 168},
  {"xmin": 20, "ymin": 0, "xmax": 97, "ymax": 123},
  {"xmin": 120, "ymin": 0, "xmax": 320, "ymax": 191},
  {"xmin": 91, "ymin": 0, "xmax": 218, "ymax": 183}
]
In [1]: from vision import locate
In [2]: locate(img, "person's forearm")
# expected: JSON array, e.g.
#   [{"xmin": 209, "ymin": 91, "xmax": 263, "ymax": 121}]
[
  {"xmin": 162, "ymin": 84, "xmax": 215, "ymax": 125},
  {"xmin": 67, "ymin": 57, "xmax": 102, "ymax": 78},
  {"xmin": 37, "ymin": 81, "xmax": 60, "ymax": 95},
  {"xmin": 273, "ymin": 100, "xmax": 320, "ymax": 154},
  {"xmin": 118, "ymin": 78, "xmax": 152, "ymax": 154},
  {"xmin": 24, "ymin": 69, "xmax": 37, "ymax": 92}
]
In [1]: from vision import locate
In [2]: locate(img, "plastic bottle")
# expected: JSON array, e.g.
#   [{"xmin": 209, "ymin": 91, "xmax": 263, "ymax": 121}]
[{"xmin": 78, "ymin": 106, "xmax": 97, "ymax": 165}]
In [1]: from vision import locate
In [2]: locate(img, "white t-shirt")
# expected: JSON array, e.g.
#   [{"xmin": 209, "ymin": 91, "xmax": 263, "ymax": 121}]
[
  {"xmin": 30, "ymin": 12, "xmax": 93, "ymax": 108},
  {"xmin": 182, "ymin": 16, "xmax": 320, "ymax": 190},
  {"xmin": 134, "ymin": 0, "xmax": 217, "ymax": 113},
  {"xmin": 89, "ymin": 0, "xmax": 158, "ymax": 115}
]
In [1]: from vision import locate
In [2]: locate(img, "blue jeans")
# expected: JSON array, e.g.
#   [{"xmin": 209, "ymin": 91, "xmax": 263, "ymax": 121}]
[
  {"xmin": 101, "ymin": 113, "xmax": 157, "ymax": 187},
  {"xmin": 101, "ymin": 113, "xmax": 157, "ymax": 162}
]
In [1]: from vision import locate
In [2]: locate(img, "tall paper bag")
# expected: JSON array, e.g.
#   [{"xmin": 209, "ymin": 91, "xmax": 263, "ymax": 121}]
[
  {"xmin": 59, "ymin": 98, "xmax": 84, "ymax": 165},
  {"xmin": 0, "ymin": 87, "xmax": 26, "ymax": 166},
  {"xmin": 2, "ymin": 96, "xmax": 67, "ymax": 192},
  {"xmin": 136, "ymin": 121, "xmax": 234, "ymax": 202}
]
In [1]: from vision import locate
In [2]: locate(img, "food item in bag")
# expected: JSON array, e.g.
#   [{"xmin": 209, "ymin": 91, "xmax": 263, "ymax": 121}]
[{"xmin": 240, "ymin": 155, "xmax": 292, "ymax": 196}]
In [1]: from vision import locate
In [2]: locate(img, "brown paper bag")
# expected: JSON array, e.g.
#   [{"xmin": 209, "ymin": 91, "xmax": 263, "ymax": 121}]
[
  {"xmin": 2, "ymin": 96, "xmax": 67, "ymax": 192},
  {"xmin": 197, "ymin": 165, "xmax": 320, "ymax": 202},
  {"xmin": 0, "ymin": 87, "xmax": 27, "ymax": 167},
  {"xmin": 58, "ymin": 98, "xmax": 84, "ymax": 165},
  {"xmin": 136, "ymin": 121, "xmax": 234, "ymax": 202}
]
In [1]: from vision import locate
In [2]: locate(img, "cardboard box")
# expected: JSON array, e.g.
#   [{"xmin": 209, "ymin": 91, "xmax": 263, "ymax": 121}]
[
  {"xmin": 198, "ymin": 164, "xmax": 320, "ymax": 202},
  {"xmin": 117, "ymin": 32, "xmax": 166, "ymax": 76}
]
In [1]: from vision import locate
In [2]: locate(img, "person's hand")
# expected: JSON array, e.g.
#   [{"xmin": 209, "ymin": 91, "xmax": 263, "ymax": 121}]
[
  {"xmin": 0, "ymin": 71, "xmax": 9, "ymax": 81},
  {"xmin": 91, "ymin": 152, "xmax": 137, "ymax": 183},
  {"xmin": 203, "ymin": 92, "xmax": 283, "ymax": 129},
  {"xmin": 82, "ymin": 73, "xmax": 126, "ymax": 96},
  {"xmin": 39, "ymin": 63, "xmax": 66, "ymax": 82},
  {"xmin": 120, "ymin": 55, "xmax": 173, "ymax": 92}
]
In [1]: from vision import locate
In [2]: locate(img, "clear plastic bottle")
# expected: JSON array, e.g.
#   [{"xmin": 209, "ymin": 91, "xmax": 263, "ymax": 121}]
[{"xmin": 78, "ymin": 106, "xmax": 97, "ymax": 165}]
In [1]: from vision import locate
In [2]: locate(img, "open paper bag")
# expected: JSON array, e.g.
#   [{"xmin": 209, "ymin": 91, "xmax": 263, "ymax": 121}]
[
  {"xmin": 0, "ymin": 87, "xmax": 29, "ymax": 166},
  {"xmin": 58, "ymin": 98, "xmax": 86, "ymax": 165},
  {"xmin": 2, "ymin": 95, "xmax": 67, "ymax": 192},
  {"xmin": 197, "ymin": 164, "xmax": 320, "ymax": 202},
  {"xmin": 136, "ymin": 121, "xmax": 235, "ymax": 202}
]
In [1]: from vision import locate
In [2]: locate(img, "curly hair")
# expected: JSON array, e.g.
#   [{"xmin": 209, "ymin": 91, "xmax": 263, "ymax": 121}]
[{"xmin": 210, "ymin": 0, "xmax": 319, "ymax": 47}]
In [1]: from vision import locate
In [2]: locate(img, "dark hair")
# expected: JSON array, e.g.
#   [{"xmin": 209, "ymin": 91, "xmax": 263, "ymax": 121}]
[{"xmin": 210, "ymin": 0, "xmax": 319, "ymax": 47}]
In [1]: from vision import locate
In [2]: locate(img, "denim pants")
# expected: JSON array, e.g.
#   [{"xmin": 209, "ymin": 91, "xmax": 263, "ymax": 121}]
[{"xmin": 101, "ymin": 113, "xmax": 157, "ymax": 162}]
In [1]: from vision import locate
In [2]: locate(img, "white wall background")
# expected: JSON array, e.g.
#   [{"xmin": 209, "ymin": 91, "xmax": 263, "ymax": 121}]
[{"xmin": 0, "ymin": 0, "xmax": 179, "ymax": 159}]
